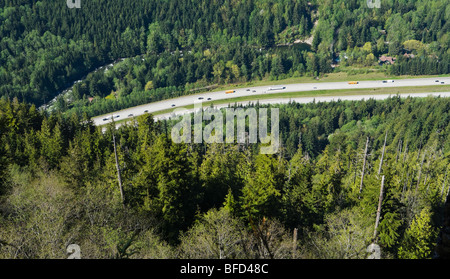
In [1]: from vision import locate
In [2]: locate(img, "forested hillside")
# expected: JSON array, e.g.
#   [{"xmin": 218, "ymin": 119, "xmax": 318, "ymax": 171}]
[
  {"xmin": 1, "ymin": 0, "xmax": 314, "ymax": 106},
  {"xmin": 0, "ymin": 0, "xmax": 449, "ymax": 260},
  {"xmin": 1, "ymin": 0, "xmax": 448, "ymax": 116},
  {"xmin": 0, "ymin": 95, "xmax": 448, "ymax": 259}
]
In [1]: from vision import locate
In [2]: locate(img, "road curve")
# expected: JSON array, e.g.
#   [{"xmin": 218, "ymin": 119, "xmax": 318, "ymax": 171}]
[{"xmin": 93, "ymin": 77, "xmax": 450, "ymax": 126}]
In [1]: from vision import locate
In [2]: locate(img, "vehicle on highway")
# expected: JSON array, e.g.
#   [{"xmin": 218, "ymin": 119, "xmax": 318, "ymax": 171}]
[
  {"xmin": 252, "ymin": 90, "xmax": 256, "ymax": 92},
  {"xmin": 144, "ymin": 110, "xmax": 148, "ymax": 113},
  {"xmin": 207, "ymin": 98, "xmax": 211, "ymax": 100},
  {"xmin": 246, "ymin": 89, "xmax": 250, "ymax": 91},
  {"xmin": 115, "ymin": 115, "xmax": 120, "ymax": 118},
  {"xmin": 441, "ymin": 82, "xmax": 445, "ymax": 84},
  {"xmin": 436, "ymin": 80, "xmax": 440, "ymax": 82},
  {"xmin": 103, "ymin": 118, "xmax": 108, "ymax": 121},
  {"xmin": 225, "ymin": 90, "xmax": 236, "ymax": 94},
  {"xmin": 269, "ymin": 86, "xmax": 286, "ymax": 90},
  {"xmin": 128, "ymin": 114, "xmax": 133, "ymax": 117},
  {"xmin": 171, "ymin": 104, "xmax": 176, "ymax": 107},
  {"xmin": 198, "ymin": 97, "xmax": 204, "ymax": 100},
  {"xmin": 313, "ymin": 87, "xmax": 317, "ymax": 89},
  {"xmin": 348, "ymin": 81, "xmax": 359, "ymax": 85}
]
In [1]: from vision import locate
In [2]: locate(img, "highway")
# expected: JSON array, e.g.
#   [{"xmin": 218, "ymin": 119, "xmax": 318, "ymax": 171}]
[
  {"xmin": 152, "ymin": 91, "xmax": 450, "ymax": 122},
  {"xmin": 93, "ymin": 76, "xmax": 450, "ymax": 126}
]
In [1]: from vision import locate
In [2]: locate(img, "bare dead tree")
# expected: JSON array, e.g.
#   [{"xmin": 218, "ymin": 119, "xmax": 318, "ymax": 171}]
[
  {"xmin": 374, "ymin": 176, "xmax": 385, "ymax": 240},
  {"xmin": 415, "ymin": 151, "xmax": 426, "ymax": 196},
  {"xmin": 424, "ymin": 154, "xmax": 433, "ymax": 193},
  {"xmin": 402, "ymin": 141, "xmax": 408, "ymax": 163},
  {"xmin": 417, "ymin": 136, "xmax": 423, "ymax": 160},
  {"xmin": 288, "ymin": 161, "xmax": 292, "ymax": 182},
  {"xmin": 401, "ymin": 171, "xmax": 409, "ymax": 200},
  {"xmin": 111, "ymin": 119, "xmax": 125, "ymax": 206},
  {"xmin": 378, "ymin": 131, "xmax": 388, "ymax": 175},
  {"xmin": 359, "ymin": 137, "xmax": 370, "ymax": 194},
  {"xmin": 441, "ymin": 170, "xmax": 448, "ymax": 200},
  {"xmin": 298, "ymin": 130, "xmax": 302, "ymax": 150},
  {"xmin": 396, "ymin": 139, "xmax": 402, "ymax": 163},
  {"xmin": 292, "ymin": 228, "xmax": 298, "ymax": 256}
]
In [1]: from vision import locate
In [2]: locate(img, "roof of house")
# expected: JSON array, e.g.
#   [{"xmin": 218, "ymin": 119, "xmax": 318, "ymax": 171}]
[{"xmin": 379, "ymin": 55, "xmax": 396, "ymax": 64}]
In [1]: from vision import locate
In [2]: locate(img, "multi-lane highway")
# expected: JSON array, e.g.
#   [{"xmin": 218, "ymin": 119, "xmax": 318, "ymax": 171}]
[{"xmin": 93, "ymin": 77, "xmax": 450, "ymax": 126}]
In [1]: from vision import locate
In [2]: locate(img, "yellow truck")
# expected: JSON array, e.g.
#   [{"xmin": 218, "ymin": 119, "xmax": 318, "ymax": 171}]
[
  {"xmin": 348, "ymin": 81, "xmax": 359, "ymax": 84},
  {"xmin": 225, "ymin": 90, "xmax": 236, "ymax": 94}
]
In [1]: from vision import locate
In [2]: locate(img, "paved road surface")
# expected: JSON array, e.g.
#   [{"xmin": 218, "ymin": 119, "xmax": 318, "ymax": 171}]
[{"xmin": 94, "ymin": 77, "xmax": 450, "ymax": 126}]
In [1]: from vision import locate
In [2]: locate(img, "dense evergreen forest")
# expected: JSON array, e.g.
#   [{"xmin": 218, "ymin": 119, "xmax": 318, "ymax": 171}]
[
  {"xmin": 0, "ymin": 0, "xmax": 449, "ymax": 260},
  {"xmin": 0, "ymin": 95, "xmax": 448, "ymax": 259},
  {"xmin": 0, "ymin": 0, "xmax": 448, "ymax": 117}
]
